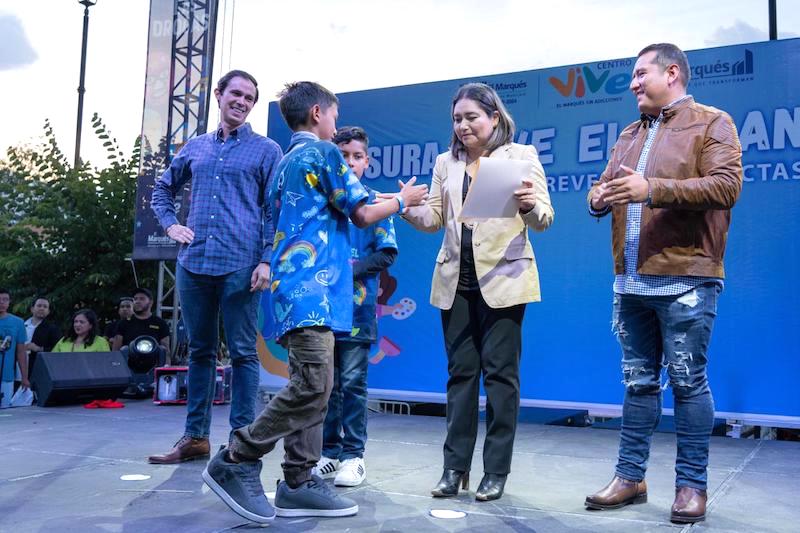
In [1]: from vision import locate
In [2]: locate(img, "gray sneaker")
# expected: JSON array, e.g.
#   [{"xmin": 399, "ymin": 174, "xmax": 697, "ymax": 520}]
[
  {"xmin": 274, "ymin": 474, "xmax": 359, "ymax": 517},
  {"xmin": 202, "ymin": 447, "xmax": 275, "ymax": 524}
]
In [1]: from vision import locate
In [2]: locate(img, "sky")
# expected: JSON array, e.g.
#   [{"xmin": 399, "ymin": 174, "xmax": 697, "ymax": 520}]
[{"xmin": 0, "ymin": 0, "xmax": 798, "ymax": 168}]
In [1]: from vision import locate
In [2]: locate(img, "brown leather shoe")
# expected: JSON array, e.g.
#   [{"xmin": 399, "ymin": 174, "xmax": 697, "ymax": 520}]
[
  {"xmin": 148, "ymin": 436, "xmax": 210, "ymax": 464},
  {"xmin": 670, "ymin": 486, "xmax": 707, "ymax": 523},
  {"xmin": 585, "ymin": 476, "xmax": 647, "ymax": 510}
]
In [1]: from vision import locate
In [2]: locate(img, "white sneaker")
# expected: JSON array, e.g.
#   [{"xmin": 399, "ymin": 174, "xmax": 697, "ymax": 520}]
[
  {"xmin": 312, "ymin": 456, "xmax": 339, "ymax": 479},
  {"xmin": 334, "ymin": 457, "xmax": 366, "ymax": 487}
]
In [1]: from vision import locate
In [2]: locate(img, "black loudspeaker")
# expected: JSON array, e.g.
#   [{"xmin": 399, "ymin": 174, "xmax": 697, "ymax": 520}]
[{"xmin": 32, "ymin": 352, "xmax": 133, "ymax": 407}]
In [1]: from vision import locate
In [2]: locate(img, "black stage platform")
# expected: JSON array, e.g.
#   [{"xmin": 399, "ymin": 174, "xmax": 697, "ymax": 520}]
[{"xmin": 1, "ymin": 399, "xmax": 797, "ymax": 532}]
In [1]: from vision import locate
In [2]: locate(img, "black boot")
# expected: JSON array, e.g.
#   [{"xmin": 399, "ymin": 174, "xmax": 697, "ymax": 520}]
[
  {"xmin": 431, "ymin": 469, "xmax": 469, "ymax": 497},
  {"xmin": 475, "ymin": 473, "xmax": 507, "ymax": 501}
]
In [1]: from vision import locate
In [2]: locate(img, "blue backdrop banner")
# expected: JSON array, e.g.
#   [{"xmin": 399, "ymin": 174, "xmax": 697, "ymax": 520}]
[{"xmin": 263, "ymin": 39, "xmax": 799, "ymax": 420}]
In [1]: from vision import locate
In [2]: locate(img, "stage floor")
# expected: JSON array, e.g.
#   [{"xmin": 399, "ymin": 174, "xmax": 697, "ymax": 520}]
[{"xmin": 2, "ymin": 399, "xmax": 797, "ymax": 532}]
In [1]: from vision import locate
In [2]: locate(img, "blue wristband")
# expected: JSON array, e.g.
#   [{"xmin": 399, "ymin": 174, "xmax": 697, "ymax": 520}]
[{"xmin": 395, "ymin": 195, "xmax": 405, "ymax": 212}]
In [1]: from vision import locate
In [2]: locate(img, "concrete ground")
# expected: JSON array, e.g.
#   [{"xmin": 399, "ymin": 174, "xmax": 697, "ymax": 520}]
[{"xmin": 1, "ymin": 399, "xmax": 797, "ymax": 532}]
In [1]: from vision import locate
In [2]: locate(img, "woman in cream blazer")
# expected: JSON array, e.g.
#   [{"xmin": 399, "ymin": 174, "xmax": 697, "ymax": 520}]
[{"xmin": 402, "ymin": 82, "xmax": 553, "ymax": 502}]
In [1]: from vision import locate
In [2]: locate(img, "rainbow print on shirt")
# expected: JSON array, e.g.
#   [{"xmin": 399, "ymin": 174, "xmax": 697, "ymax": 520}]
[
  {"xmin": 353, "ymin": 280, "xmax": 367, "ymax": 306},
  {"xmin": 330, "ymin": 188, "xmax": 346, "ymax": 208},
  {"xmin": 278, "ymin": 241, "xmax": 317, "ymax": 272}
]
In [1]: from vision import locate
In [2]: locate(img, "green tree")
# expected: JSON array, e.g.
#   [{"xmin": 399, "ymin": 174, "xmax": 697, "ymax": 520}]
[{"xmin": 0, "ymin": 115, "xmax": 156, "ymax": 327}]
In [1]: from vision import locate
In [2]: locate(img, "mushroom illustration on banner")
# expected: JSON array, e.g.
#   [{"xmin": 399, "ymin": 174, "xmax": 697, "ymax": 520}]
[{"xmin": 370, "ymin": 336, "xmax": 401, "ymax": 364}]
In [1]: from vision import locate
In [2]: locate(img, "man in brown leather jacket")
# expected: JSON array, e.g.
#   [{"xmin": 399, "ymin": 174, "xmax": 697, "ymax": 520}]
[{"xmin": 583, "ymin": 43, "xmax": 742, "ymax": 525}]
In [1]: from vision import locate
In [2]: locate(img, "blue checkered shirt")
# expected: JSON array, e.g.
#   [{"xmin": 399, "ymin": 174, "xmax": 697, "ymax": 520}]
[
  {"xmin": 152, "ymin": 123, "xmax": 283, "ymax": 276},
  {"xmin": 611, "ymin": 96, "xmax": 722, "ymax": 296}
]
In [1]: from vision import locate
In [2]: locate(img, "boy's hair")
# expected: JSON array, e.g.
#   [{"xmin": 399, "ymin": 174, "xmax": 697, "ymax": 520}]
[
  {"xmin": 449, "ymin": 82, "xmax": 515, "ymax": 158},
  {"xmin": 333, "ymin": 126, "xmax": 369, "ymax": 149},
  {"xmin": 278, "ymin": 81, "xmax": 339, "ymax": 131},
  {"xmin": 0, "ymin": 288, "xmax": 10, "ymax": 298},
  {"xmin": 217, "ymin": 69, "xmax": 259, "ymax": 102},
  {"xmin": 638, "ymin": 43, "xmax": 691, "ymax": 87}
]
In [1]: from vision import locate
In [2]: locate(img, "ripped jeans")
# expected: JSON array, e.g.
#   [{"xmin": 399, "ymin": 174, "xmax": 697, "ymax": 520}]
[{"xmin": 612, "ymin": 282, "xmax": 721, "ymax": 489}]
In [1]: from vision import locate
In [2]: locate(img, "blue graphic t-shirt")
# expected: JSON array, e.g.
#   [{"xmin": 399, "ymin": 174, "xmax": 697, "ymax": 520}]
[
  {"xmin": 343, "ymin": 188, "xmax": 398, "ymax": 344},
  {"xmin": 0, "ymin": 314, "xmax": 26, "ymax": 382},
  {"xmin": 269, "ymin": 132, "xmax": 369, "ymax": 339}
]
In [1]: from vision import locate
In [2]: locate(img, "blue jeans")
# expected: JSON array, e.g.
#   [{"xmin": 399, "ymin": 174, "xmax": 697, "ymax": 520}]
[
  {"xmin": 322, "ymin": 340, "xmax": 369, "ymax": 460},
  {"xmin": 177, "ymin": 263, "xmax": 261, "ymax": 439},
  {"xmin": 612, "ymin": 282, "xmax": 720, "ymax": 489}
]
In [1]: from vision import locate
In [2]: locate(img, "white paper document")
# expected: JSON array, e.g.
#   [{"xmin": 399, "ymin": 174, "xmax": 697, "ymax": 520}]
[{"xmin": 458, "ymin": 157, "xmax": 532, "ymax": 221}]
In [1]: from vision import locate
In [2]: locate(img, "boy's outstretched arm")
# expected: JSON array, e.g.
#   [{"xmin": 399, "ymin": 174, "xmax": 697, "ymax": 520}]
[{"xmin": 350, "ymin": 177, "xmax": 428, "ymax": 228}]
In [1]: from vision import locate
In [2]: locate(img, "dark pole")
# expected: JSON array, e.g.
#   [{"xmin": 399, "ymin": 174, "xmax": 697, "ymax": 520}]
[
  {"xmin": 768, "ymin": 0, "xmax": 777, "ymax": 40},
  {"xmin": 74, "ymin": 0, "xmax": 97, "ymax": 169}
]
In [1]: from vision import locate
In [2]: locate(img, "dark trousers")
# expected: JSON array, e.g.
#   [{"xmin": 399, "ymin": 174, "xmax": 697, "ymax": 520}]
[
  {"xmin": 441, "ymin": 290, "xmax": 525, "ymax": 475},
  {"xmin": 230, "ymin": 326, "xmax": 334, "ymax": 487}
]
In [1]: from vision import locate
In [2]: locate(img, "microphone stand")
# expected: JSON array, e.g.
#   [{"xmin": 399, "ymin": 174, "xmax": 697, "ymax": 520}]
[
  {"xmin": 0, "ymin": 345, "xmax": 8, "ymax": 406},
  {"xmin": 0, "ymin": 336, "xmax": 14, "ymax": 406}
]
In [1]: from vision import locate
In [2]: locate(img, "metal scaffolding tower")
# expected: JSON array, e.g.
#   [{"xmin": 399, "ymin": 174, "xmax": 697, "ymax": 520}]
[{"xmin": 156, "ymin": 0, "xmax": 218, "ymax": 356}]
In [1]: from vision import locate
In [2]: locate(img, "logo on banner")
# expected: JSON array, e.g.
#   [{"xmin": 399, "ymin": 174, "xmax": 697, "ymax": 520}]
[
  {"xmin": 690, "ymin": 49, "xmax": 754, "ymax": 87},
  {"xmin": 477, "ymin": 79, "xmax": 529, "ymax": 105},
  {"xmin": 548, "ymin": 59, "xmax": 631, "ymax": 107}
]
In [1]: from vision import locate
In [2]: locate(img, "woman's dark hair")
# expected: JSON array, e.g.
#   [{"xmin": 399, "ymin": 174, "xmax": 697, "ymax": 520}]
[
  {"xmin": 449, "ymin": 82, "xmax": 515, "ymax": 158},
  {"xmin": 65, "ymin": 308, "xmax": 99, "ymax": 347}
]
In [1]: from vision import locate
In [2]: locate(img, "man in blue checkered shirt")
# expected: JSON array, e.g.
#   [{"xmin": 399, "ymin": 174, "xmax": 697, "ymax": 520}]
[
  {"xmin": 149, "ymin": 70, "xmax": 282, "ymax": 465},
  {"xmin": 584, "ymin": 44, "xmax": 742, "ymax": 525}
]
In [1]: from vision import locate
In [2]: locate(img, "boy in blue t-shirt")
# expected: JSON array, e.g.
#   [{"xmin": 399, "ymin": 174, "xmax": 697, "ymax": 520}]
[
  {"xmin": 314, "ymin": 127, "xmax": 398, "ymax": 487},
  {"xmin": 202, "ymin": 82, "xmax": 427, "ymax": 524},
  {"xmin": 0, "ymin": 289, "xmax": 29, "ymax": 408}
]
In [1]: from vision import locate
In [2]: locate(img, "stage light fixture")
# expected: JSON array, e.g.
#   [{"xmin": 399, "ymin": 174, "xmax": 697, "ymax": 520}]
[{"xmin": 126, "ymin": 335, "xmax": 160, "ymax": 374}]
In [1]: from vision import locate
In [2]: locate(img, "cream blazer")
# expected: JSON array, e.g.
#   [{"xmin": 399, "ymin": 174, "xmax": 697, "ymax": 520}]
[{"xmin": 403, "ymin": 143, "xmax": 554, "ymax": 310}]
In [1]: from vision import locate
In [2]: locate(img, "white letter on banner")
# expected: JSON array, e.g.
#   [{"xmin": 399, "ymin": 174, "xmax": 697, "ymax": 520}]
[
  {"xmin": 365, "ymin": 146, "xmax": 382, "ymax": 179},
  {"xmin": 422, "ymin": 142, "xmax": 438, "ymax": 176},
  {"xmin": 383, "ymin": 145, "xmax": 402, "ymax": 178},
  {"xmin": 773, "ymin": 107, "xmax": 800, "ymax": 150},
  {"xmin": 531, "ymin": 128, "xmax": 555, "ymax": 165},
  {"xmin": 739, "ymin": 111, "xmax": 769, "ymax": 151},
  {"xmin": 579, "ymin": 124, "xmax": 605, "ymax": 162},
  {"xmin": 402, "ymin": 144, "xmax": 421, "ymax": 176}
]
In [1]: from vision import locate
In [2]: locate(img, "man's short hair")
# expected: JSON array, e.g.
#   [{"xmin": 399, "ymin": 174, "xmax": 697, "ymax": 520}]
[
  {"xmin": 132, "ymin": 287, "xmax": 153, "ymax": 300},
  {"xmin": 638, "ymin": 43, "xmax": 691, "ymax": 87},
  {"xmin": 278, "ymin": 82, "xmax": 339, "ymax": 131},
  {"xmin": 118, "ymin": 297, "xmax": 134, "ymax": 306},
  {"xmin": 31, "ymin": 296, "xmax": 50, "ymax": 307},
  {"xmin": 217, "ymin": 69, "xmax": 259, "ymax": 103},
  {"xmin": 0, "ymin": 288, "xmax": 9, "ymax": 298},
  {"xmin": 333, "ymin": 126, "xmax": 369, "ymax": 148}
]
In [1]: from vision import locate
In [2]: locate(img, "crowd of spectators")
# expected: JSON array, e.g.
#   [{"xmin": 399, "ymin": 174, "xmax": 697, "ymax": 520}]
[{"xmin": 0, "ymin": 286, "xmax": 170, "ymax": 407}]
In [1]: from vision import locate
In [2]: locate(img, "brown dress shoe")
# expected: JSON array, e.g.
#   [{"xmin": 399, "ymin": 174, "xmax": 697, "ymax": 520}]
[
  {"xmin": 148, "ymin": 436, "xmax": 210, "ymax": 464},
  {"xmin": 585, "ymin": 476, "xmax": 647, "ymax": 510},
  {"xmin": 671, "ymin": 486, "xmax": 707, "ymax": 523}
]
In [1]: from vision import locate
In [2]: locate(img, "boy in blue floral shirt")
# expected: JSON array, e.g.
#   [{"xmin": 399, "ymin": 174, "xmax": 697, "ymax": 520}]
[
  {"xmin": 313, "ymin": 127, "xmax": 398, "ymax": 487},
  {"xmin": 203, "ymin": 82, "xmax": 427, "ymax": 524}
]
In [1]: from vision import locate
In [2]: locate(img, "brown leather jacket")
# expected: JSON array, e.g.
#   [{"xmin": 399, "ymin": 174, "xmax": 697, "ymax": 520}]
[{"xmin": 589, "ymin": 96, "xmax": 743, "ymax": 278}]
